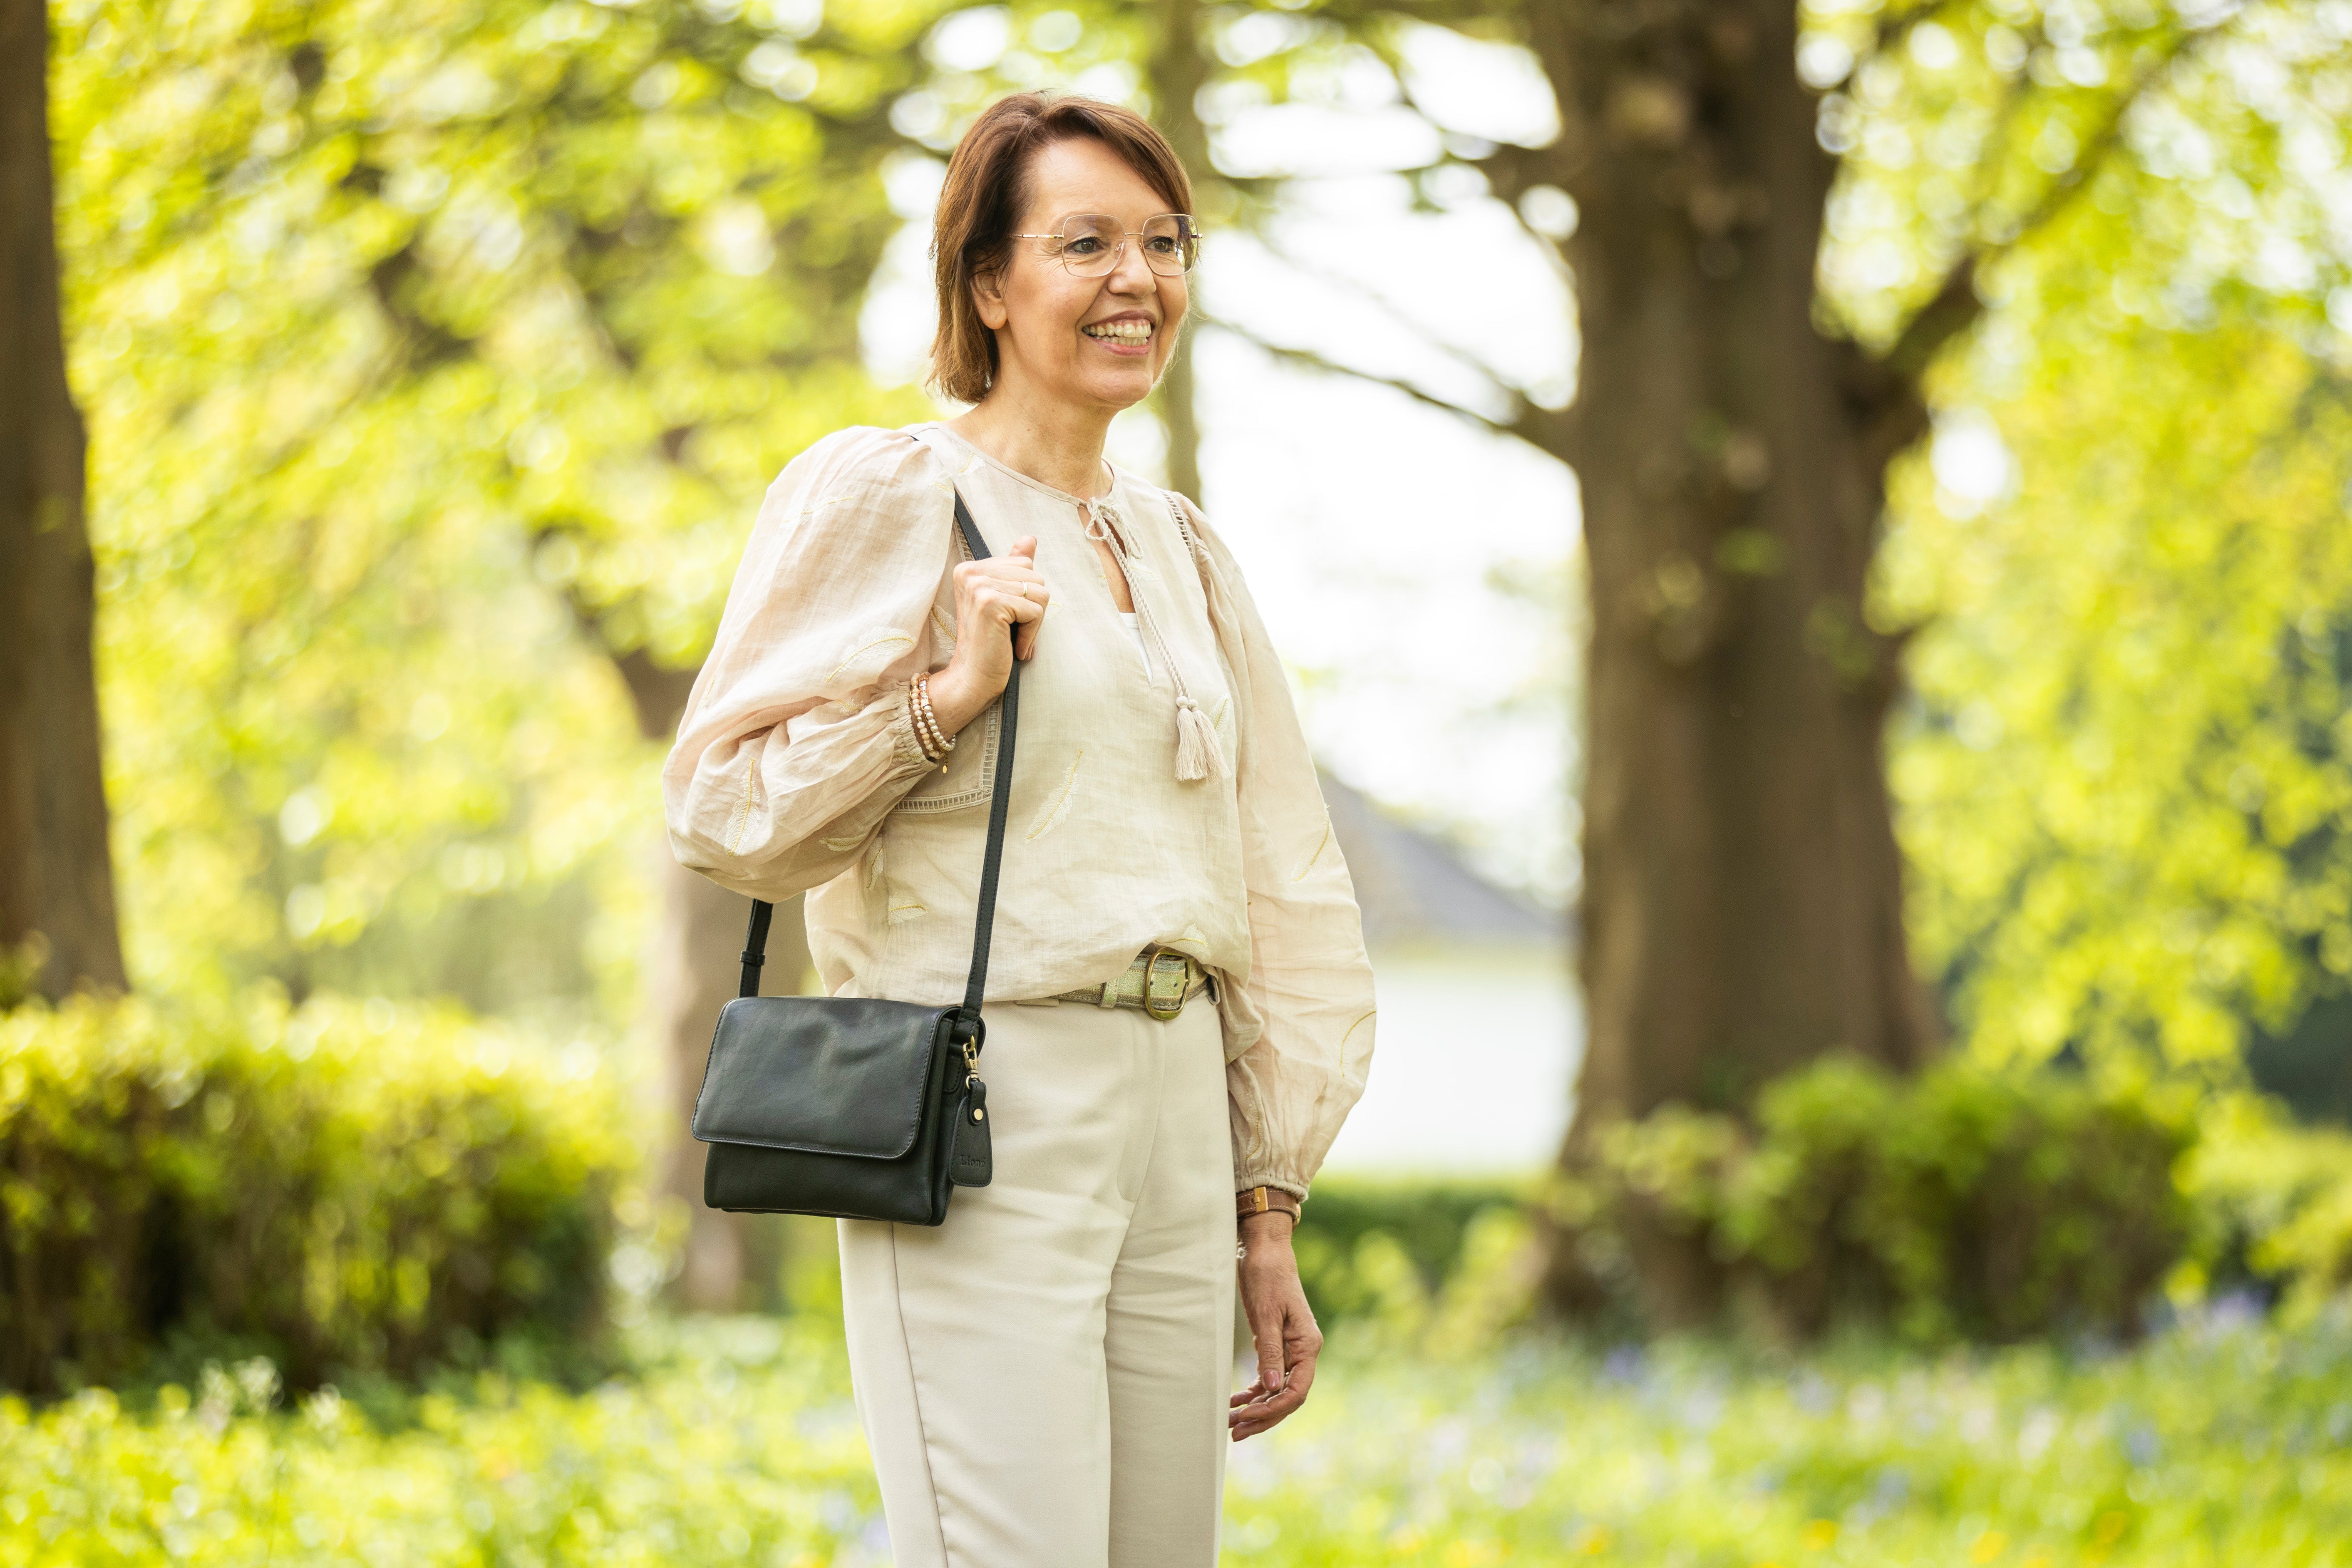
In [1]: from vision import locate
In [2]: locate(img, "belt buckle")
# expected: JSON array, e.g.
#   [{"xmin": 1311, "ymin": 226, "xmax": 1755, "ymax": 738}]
[{"xmin": 1144, "ymin": 950, "xmax": 1191, "ymax": 1020}]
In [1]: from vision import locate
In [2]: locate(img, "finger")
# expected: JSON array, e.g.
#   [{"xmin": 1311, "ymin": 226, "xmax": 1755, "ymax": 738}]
[
  {"xmin": 1252, "ymin": 1373, "xmax": 1310, "ymax": 1420},
  {"xmin": 969, "ymin": 568, "xmax": 1049, "ymax": 605},
  {"xmin": 1229, "ymin": 1402, "xmax": 1301, "ymax": 1440},
  {"xmin": 1223, "ymin": 1382, "xmax": 1279, "ymax": 1420},
  {"xmin": 1226, "ymin": 1384, "xmax": 1291, "ymax": 1425},
  {"xmin": 1252, "ymin": 1318, "xmax": 1286, "ymax": 1396},
  {"xmin": 1280, "ymin": 1346, "xmax": 1317, "ymax": 1406},
  {"xmin": 969, "ymin": 555, "xmax": 1047, "ymax": 583},
  {"xmin": 1229, "ymin": 1380, "xmax": 1308, "ymax": 1435},
  {"xmin": 976, "ymin": 589, "xmax": 1045, "ymax": 625},
  {"xmin": 956, "ymin": 566, "xmax": 1047, "ymax": 612},
  {"xmin": 1008, "ymin": 534, "xmax": 1038, "ymax": 564},
  {"xmin": 978, "ymin": 577, "xmax": 1049, "ymax": 613}
]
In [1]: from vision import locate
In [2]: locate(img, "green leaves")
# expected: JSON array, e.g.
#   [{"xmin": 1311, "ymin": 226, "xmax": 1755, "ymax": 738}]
[
  {"xmin": 0, "ymin": 991, "xmax": 633, "ymax": 1395},
  {"xmin": 0, "ymin": 1320, "xmax": 881, "ymax": 1564},
  {"xmin": 54, "ymin": 0, "xmax": 933, "ymax": 1006},
  {"xmin": 11, "ymin": 1310, "xmax": 2352, "ymax": 1565},
  {"xmin": 1547, "ymin": 1055, "xmax": 2201, "ymax": 1343},
  {"xmin": 1886, "ymin": 311, "xmax": 2352, "ymax": 1067},
  {"xmin": 1833, "ymin": 4, "xmax": 2352, "ymax": 1072}
]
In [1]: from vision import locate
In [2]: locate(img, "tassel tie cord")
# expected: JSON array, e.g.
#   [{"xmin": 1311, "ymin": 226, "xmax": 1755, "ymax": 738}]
[{"xmin": 1082, "ymin": 496, "xmax": 1229, "ymax": 782}]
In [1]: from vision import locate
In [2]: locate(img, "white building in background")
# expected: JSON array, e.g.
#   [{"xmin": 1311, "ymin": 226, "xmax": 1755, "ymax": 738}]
[{"xmin": 1315, "ymin": 774, "xmax": 1581, "ymax": 1176}]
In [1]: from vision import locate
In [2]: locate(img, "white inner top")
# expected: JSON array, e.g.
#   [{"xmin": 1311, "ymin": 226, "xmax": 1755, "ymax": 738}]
[{"xmin": 1120, "ymin": 611, "xmax": 1149, "ymax": 672}]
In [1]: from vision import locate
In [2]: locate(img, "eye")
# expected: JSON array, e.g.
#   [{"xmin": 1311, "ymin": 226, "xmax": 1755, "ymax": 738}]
[
  {"xmin": 1064, "ymin": 235, "xmax": 1107, "ymax": 254},
  {"xmin": 1143, "ymin": 235, "xmax": 1177, "ymax": 255}
]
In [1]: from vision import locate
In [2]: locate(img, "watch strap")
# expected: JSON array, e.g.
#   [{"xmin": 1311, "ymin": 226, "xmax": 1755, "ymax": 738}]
[{"xmin": 1236, "ymin": 1185, "xmax": 1300, "ymax": 1222}]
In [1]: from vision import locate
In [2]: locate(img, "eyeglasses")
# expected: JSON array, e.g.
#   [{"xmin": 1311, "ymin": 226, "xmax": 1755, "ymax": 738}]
[{"xmin": 1010, "ymin": 213, "xmax": 1201, "ymax": 278}]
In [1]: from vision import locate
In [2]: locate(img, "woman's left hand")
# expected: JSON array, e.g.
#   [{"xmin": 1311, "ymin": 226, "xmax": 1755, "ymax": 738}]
[{"xmin": 1231, "ymin": 1212, "xmax": 1321, "ymax": 1441}]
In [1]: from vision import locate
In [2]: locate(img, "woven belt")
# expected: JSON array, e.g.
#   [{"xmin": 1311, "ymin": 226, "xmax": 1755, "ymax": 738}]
[{"xmin": 1052, "ymin": 949, "xmax": 1209, "ymax": 1020}]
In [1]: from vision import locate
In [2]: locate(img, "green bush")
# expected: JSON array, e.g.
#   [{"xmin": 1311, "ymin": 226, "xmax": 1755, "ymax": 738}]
[
  {"xmin": 1295, "ymin": 1074, "xmax": 2352, "ymax": 1348},
  {"xmin": 2180, "ymin": 1094, "xmax": 2352, "ymax": 1323},
  {"xmin": 1291, "ymin": 1174, "xmax": 1529, "ymax": 1323},
  {"xmin": 0, "ymin": 993, "xmax": 635, "ymax": 1397},
  {"xmin": 1548, "ymin": 1057, "xmax": 2200, "ymax": 1341}
]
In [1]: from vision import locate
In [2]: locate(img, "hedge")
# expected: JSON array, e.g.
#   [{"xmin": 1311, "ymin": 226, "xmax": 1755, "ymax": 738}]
[
  {"xmin": 1290, "ymin": 1174, "xmax": 1532, "ymax": 1327},
  {"xmin": 1508, "ymin": 1057, "xmax": 2352, "ymax": 1343},
  {"xmin": 2179, "ymin": 1093, "xmax": 2352, "ymax": 1322},
  {"xmin": 1545, "ymin": 1057, "xmax": 2200, "ymax": 1340},
  {"xmin": 0, "ymin": 993, "xmax": 634, "ymax": 1397}
]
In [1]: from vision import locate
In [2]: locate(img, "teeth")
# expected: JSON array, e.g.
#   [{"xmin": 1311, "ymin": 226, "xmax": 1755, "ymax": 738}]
[{"xmin": 1084, "ymin": 321, "xmax": 1153, "ymax": 342}]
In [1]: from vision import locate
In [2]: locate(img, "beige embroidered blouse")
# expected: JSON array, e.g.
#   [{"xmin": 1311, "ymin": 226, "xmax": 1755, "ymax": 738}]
[{"xmin": 663, "ymin": 422, "xmax": 1375, "ymax": 1199}]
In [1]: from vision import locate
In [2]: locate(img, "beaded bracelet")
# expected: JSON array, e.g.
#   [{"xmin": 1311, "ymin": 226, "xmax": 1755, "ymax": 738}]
[
  {"xmin": 918, "ymin": 675, "xmax": 955, "ymax": 758},
  {"xmin": 905, "ymin": 681, "xmax": 938, "ymax": 763},
  {"xmin": 910, "ymin": 673, "xmax": 956, "ymax": 767},
  {"xmin": 907, "ymin": 679, "xmax": 940, "ymax": 764}
]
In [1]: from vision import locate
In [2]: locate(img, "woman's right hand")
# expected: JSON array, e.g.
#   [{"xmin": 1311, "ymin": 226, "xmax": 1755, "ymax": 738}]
[{"xmin": 925, "ymin": 534, "xmax": 1048, "ymax": 736}]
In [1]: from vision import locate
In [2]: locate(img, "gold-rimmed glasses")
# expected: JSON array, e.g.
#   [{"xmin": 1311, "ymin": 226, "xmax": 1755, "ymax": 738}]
[{"xmin": 1010, "ymin": 213, "xmax": 1201, "ymax": 277}]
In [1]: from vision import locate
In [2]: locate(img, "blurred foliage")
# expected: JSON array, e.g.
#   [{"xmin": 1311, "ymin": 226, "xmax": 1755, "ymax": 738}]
[
  {"xmin": 43, "ymin": 0, "xmax": 2352, "ymax": 1093},
  {"xmin": 1295, "ymin": 1201, "xmax": 1547, "ymax": 1360},
  {"xmin": 722, "ymin": 1104, "xmax": 2352, "ymax": 1350},
  {"xmin": 10, "ymin": 1309, "xmax": 2352, "ymax": 1566},
  {"xmin": 2182, "ymin": 1094, "xmax": 2352, "ymax": 1326},
  {"xmin": 1292, "ymin": 1172, "xmax": 1530, "ymax": 1318},
  {"xmin": 1516, "ymin": 1057, "xmax": 2352, "ymax": 1345},
  {"xmin": 0, "ymin": 991, "xmax": 633, "ymax": 1397},
  {"xmin": 1887, "ymin": 307, "xmax": 2352, "ymax": 1073},
  {"xmin": 1220, "ymin": 1310, "xmax": 2352, "ymax": 1566},
  {"xmin": 1836, "ymin": 2, "xmax": 2352, "ymax": 1074},
  {"xmin": 2248, "ymin": 991, "xmax": 2352, "ymax": 1124},
  {"xmin": 1548, "ymin": 1057, "xmax": 2198, "ymax": 1342},
  {"xmin": 52, "ymin": 0, "xmax": 936, "ymax": 1016},
  {"xmin": 0, "ymin": 1317, "xmax": 878, "ymax": 1566}
]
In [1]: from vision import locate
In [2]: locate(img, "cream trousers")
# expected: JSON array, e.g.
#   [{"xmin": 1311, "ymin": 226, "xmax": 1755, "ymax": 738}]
[{"xmin": 838, "ymin": 997, "xmax": 1235, "ymax": 1568}]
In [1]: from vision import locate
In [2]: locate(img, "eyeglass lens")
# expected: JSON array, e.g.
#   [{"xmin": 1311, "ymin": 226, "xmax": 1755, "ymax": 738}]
[{"xmin": 1056, "ymin": 215, "xmax": 1199, "ymax": 276}]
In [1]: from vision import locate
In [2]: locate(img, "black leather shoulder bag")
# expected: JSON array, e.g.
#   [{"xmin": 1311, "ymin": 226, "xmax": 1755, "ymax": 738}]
[{"xmin": 689, "ymin": 490, "xmax": 1015, "ymax": 1225}]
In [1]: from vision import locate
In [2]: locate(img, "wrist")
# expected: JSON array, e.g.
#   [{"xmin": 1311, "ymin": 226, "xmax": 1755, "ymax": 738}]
[
  {"xmin": 1238, "ymin": 1209, "xmax": 1295, "ymax": 1245},
  {"xmin": 1236, "ymin": 1185, "xmax": 1300, "ymax": 1233},
  {"xmin": 925, "ymin": 659, "xmax": 989, "ymax": 737}
]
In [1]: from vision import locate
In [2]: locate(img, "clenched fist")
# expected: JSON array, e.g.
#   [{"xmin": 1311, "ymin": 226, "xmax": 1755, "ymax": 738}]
[{"xmin": 925, "ymin": 534, "xmax": 1049, "ymax": 737}]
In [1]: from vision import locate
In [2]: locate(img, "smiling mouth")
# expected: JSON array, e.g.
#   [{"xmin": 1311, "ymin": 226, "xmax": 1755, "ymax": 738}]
[{"xmin": 1083, "ymin": 320, "xmax": 1154, "ymax": 345}]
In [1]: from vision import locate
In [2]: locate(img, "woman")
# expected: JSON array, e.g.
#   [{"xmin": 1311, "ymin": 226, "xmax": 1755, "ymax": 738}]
[{"xmin": 663, "ymin": 93, "xmax": 1374, "ymax": 1567}]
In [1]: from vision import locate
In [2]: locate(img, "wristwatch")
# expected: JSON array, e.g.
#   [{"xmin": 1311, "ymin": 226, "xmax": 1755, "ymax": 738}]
[{"xmin": 1236, "ymin": 1185, "xmax": 1300, "ymax": 1223}]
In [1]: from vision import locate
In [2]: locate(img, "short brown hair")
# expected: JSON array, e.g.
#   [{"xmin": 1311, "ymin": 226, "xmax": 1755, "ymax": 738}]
[{"xmin": 928, "ymin": 94, "xmax": 1194, "ymax": 405}]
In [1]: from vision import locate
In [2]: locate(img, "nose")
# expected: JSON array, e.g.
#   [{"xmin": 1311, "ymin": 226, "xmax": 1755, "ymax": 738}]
[{"xmin": 1104, "ymin": 235, "xmax": 1157, "ymax": 294}]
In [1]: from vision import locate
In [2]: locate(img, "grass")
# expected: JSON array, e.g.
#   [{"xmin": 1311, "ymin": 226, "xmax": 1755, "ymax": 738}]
[
  {"xmin": 7, "ymin": 1305, "xmax": 2352, "ymax": 1566},
  {"xmin": 1227, "ymin": 1304, "xmax": 2352, "ymax": 1566}
]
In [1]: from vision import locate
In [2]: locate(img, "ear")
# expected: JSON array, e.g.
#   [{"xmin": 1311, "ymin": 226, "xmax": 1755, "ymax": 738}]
[{"xmin": 971, "ymin": 267, "xmax": 1009, "ymax": 332}]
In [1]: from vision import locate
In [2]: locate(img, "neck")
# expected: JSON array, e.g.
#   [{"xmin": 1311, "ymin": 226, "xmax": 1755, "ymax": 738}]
[{"xmin": 948, "ymin": 380, "xmax": 1116, "ymax": 501}]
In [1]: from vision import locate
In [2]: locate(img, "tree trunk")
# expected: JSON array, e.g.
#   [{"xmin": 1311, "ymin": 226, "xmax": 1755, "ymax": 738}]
[
  {"xmin": 0, "ymin": 0, "xmax": 124, "ymax": 1002},
  {"xmin": 1533, "ymin": 0, "xmax": 1939, "ymax": 1322},
  {"xmin": 610, "ymin": 649, "xmax": 811, "ymax": 1311},
  {"xmin": 1149, "ymin": 0, "xmax": 1207, "ymax": 504}
]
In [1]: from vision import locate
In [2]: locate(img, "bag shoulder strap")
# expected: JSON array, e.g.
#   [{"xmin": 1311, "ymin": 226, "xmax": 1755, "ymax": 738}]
[
  {"xmin": 737, "ymin": 489, "xmax": 1017, "ymax": 1047},
  {"xmin": 950, "ymin": 491, "xmax": 1017, "ymax": 1034}
]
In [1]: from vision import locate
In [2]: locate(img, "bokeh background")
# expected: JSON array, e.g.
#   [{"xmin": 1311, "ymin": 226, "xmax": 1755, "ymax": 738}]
[{"xmin": 7, "ymin": 0, "xmax": 2352, "ymax": 1563}]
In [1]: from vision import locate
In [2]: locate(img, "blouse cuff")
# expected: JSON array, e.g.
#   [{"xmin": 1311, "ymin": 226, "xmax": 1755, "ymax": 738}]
[
  {"xmin": 1232, "ymin": 1167, "xmax": 1310, "ymax": 1205},
  {"xmin": 882, "ymin": 684, "xmax": 933, "ymax": 773}
]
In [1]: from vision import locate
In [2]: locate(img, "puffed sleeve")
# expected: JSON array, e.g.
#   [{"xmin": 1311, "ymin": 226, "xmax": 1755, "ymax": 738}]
[
  {"xmin": 1174, "ymin": 495, "xmax": 1377, "ymax": 1203},
  {"xmin": 663, "ymin": 427, "xmax": 955, "ymax": 901}
]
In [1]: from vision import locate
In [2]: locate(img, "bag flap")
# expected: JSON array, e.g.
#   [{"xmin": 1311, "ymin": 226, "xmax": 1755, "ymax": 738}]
[{"xmin": 691, "ymin": 997, "xmax": 955, "ymax": 1159}]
